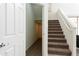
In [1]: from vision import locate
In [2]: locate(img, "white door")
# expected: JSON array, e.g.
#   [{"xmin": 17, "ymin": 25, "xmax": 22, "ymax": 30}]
[{"xmin": 0, "ymin": 3, "xmax": 26, "ymax": 56}]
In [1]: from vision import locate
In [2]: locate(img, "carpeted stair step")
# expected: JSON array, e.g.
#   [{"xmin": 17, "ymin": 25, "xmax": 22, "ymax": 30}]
[
  {"xmin": 48, "ymin": 42, "xmax": 69, "ymax": 49},
  {"xmin": 48, "ymin": 20, "xmax": 59, "ymax": 23},
  {"xmin": 48, "ymin": 31, "xmax": 63, "ymax": 34},
  {"xmin": 48, "ymin": 34, "xmax": 65, "ymax": 38},
  {"xmin": 48, "ymin": 20, "xmax": 59, "ymax": 21},
  {"xmin": 48, "ymin": 30, "xmax": 63, "ymax": 32},
  {"xmin": 48, "ymin": 28, "xmax": 62, "ymax": 31},
  {"xmin": 48, "ymin": 38, "xmax": 66, "ymax": 43},
  {"xmin": 48, "ymin": 27, "xmax": 62, "ymax": 29},
  {"xmin": 48, "ymin": 47, "xmax": 71, "ymax": 56},
  {"xmin": 48, "ymin": 23, "xmax": 60, "ymax": 25},
  {"xmin": 48, "ymin": 20, "xmax": 60, "ymax": 25},
  {"xmin": 48, "ymin": 25, "xmax": 61, "ymax": 28}
]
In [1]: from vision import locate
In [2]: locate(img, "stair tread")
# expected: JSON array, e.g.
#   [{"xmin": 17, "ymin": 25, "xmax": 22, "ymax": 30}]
[
  {"xmin": 48, "ymin": 54, "xmax": 63, "ymax": 56},
  {"xmin": 48, "ymin": 24, "xmax": 60, "ymax": 25},
  {"xmin": 48, "ymin": 30, "xmax": 62, "ymax": 32},
  {"xmin": 48, "ymin": 28, "xmax": 61, "ymax": 29},
  {"xmin": 48, "ymin": 34, "xmax": 64, "ymax": 36},
  {"xmin": 48, "ymin": 26, "xmax": 61, "ymax": 27},
  {"xmin": 48, "ymin": 24, "xmax": 60, "ymax": 26},
  {"xmin": 48, "ymin": 38, "xmax": 65, "ymax": 40},
  {"xmin": 48, "ymin": 28, "xmax": 62, "ymax": 32},
  {"xmin": 48, "ymin": 25, "xmax": 60, "ymax": 26},
  {"xmin": 48, "ymin": 38, "xmax": 66, "ymax": 43},
  {"xmin": 48, "ymin": 19, "xmax": 58, "ymax": 21},
  {"xmin": 48, "ymin": 28, "xmax": 62, "ymax": 29},
  {"xmin": 48, "ymin": 47, "xmax": 71, "ymax": 53},
  {"xmin": 48, "ymin": 38, "xmax": 66, "ymax": 41},
  {"xmin": 48, "ymin": 21, "xmax": 59, "ymax": 22},
  {"xmin": 48, "ymin": 23, "xmax": 60, "ymax": 24},
  {"xmin": 48, "ymin": 31, "xmax": 62, "ymax": 32},
  {"xmin": 48, "ymin": 42, "xmax": 68, "ymax": 46},
  {"xmin": 48, "ymin": 22, "xmax": 59, "ymax": 23}
]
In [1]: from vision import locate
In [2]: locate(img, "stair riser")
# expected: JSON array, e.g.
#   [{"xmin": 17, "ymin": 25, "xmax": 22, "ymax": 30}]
[
  {"xmin": 48, "ymin": 24, "xmax": 60, "ymax": 25},
  {"xmin": 48, "ymin": 29, "xmax": 62, "ymax": 31},
  {"xmin": 48, "ymin": 21, "xmax": 59, "ymax": 23},
  {"xmin": 48, "ymin": 20, "xmax": 59, "ymax": 23},
  {"xmin": 48, "ymin": 24, "xmax": 60, "ymax": 26},
  {"xmin": 48, "ymin": 26, "xmax": 61, "ymax": 28},
  {"xmin": 48, "ymin": 35, "xmax": 65, "ymax": 38},
  {"xmin": 48, "ymin": 27, "xmax": 62, "ymax": 29},
  {"xmin": 48, "ymin": 22, "xmax": 60, "ymax": 23},
  {"xmin": 48, "ymin": 39, "xmax": 66, "ymax": 43},
  {"xmin": 48, "ymin": 20, "xmax": 58, "ymax": 21},
  {"xmin": 48, "ymin": 51, "xmax": 71, "ymax": 56},
  {"xmin": 48, "ymin": 25, "xmax": 60, "ymax": 26},
  {"xmin": 48, "ymin": 45, "xmax": 69, "ymax": 49},
  {"xmin": 48, "ymin": 22, "xmax": 59, "ymax": 24},
  {"xmin": 48, "ymin": 32, "xmax": 63, "ymax": 34},
  {"xmin": 48, "ymin": 20, "xmax": 59, "ymax": 22}
]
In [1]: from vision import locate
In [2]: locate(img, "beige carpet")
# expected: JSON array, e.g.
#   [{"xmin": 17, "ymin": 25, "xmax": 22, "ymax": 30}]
[{"xmin": 26, "ymin": 39, "xmax": 42, "ymax": 56}]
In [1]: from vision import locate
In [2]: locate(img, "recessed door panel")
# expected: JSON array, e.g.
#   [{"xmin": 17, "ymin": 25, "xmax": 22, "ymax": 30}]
[{"xmin": 6, "ymin": 4, "xmax": 15, "ymax": 35}]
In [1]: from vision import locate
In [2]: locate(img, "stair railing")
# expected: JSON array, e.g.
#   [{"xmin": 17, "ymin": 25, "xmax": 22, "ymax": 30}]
[{"xmin": 56, "ymin": 8, "xmax": 77, "ymax": 56}]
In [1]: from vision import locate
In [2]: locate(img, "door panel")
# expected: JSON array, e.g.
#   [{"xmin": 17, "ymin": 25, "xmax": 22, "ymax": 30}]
[{"xmin": 6, "ymin": 3, "xmax": 15, "ymax": 35}]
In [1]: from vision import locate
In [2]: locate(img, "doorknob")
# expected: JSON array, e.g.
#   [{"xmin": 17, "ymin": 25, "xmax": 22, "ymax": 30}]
[{"xmin": 0, "ymin": 43, "xmax": 5, "ymax": 48}]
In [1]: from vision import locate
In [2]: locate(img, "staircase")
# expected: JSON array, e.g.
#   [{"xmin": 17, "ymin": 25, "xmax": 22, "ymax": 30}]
[{"xmin": 48, "ymin": 20, "xmax": 71, "ymax": 56}]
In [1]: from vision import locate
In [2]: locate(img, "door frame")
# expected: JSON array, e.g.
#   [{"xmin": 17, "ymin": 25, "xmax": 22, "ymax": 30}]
[
  {"xmin": 42, "ymin": 4, "xmax": 48, "ymax": 56},
  {"xmin": 25, "ymin": 4, "xmax": 48, "ymax": 56}
]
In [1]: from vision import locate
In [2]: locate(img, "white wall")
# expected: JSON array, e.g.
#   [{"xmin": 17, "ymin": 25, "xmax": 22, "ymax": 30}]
[
  {"xmin": 31, "ymin": 4, "xmax": 42, "ymax": 20},
  {"xmin": 48, "ymin": 3, "xmax": 57, "ymax": 20},
  {"xmin": 49, "ymin": 3, "xmax": 79, "ymax": 20},
  {"xmin": 50, "ymin": 3, "xmax": 79, "ymax": 35},
  {"xmin": 26, "ymin": 4, "xmax": 36, "ymax": 50}
]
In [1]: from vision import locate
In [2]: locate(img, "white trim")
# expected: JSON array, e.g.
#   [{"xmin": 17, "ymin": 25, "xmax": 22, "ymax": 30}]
[{"xmin": 42, "ymin": 4, "xmax": 48, "ymax": 56}]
